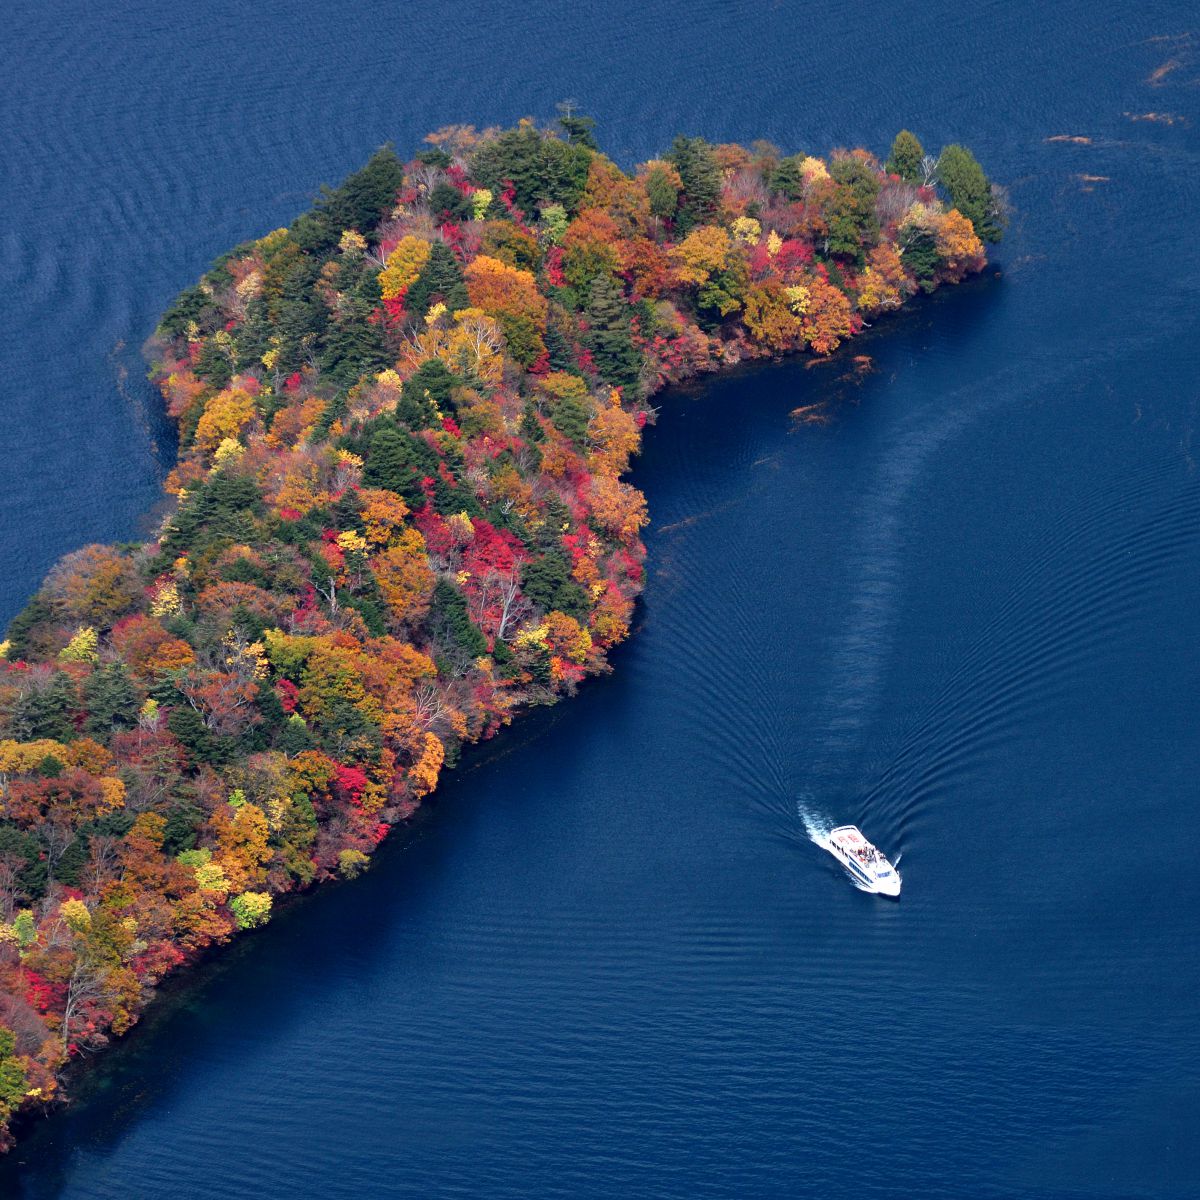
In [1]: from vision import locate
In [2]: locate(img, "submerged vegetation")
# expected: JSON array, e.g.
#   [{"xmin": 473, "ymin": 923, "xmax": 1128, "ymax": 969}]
[{"xmin": 0, "ymin": 119, "xmax": 998, "ymax": 1145}]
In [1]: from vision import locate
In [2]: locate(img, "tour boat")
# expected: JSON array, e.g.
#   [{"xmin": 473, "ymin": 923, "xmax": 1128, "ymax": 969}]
[{"xmin": 826, "ymin": 825, "xmax": 901, "ymax": 897}]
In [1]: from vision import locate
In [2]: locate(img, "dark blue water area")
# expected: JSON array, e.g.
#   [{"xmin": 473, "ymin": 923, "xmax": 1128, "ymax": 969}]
[{"xmin": 3, "ymin": 1, "xmax": 1200, "ymax": 1196}]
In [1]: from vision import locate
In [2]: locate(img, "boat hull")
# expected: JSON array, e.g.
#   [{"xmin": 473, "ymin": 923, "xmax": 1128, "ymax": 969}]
[{"xmin": 825, "ymin": 826, "xmax": 901, "ymax": 897}]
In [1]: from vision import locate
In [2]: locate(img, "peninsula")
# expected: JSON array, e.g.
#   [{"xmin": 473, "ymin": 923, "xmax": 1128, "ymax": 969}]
[{"xmin": 0, "ymin": 118, "xmax": 1001, "ymax": 1146}]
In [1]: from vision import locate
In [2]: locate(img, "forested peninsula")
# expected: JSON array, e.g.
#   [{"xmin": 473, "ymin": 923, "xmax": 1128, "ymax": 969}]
[{"xmin": 0, "ymin": 118, "xmax": 1002, "ymax": 1145}]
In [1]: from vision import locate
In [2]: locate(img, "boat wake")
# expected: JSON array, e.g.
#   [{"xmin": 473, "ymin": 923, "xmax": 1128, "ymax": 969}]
[{"xmin": 798, "ymin": 801, "xmax": 834, "ymax": 849}]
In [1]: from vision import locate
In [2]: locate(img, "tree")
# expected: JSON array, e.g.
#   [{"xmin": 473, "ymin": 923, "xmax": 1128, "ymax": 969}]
[
  {"xmin": 937, "ymin": 144, "xmax": 1006, "ymax": 243},
  {"xmin": 825, "ymin": 158, "xmax": 881, "ymax": 262},
  {"xmin": 584, "ymin": 276, "xmax": 642, "ymax": 392},
  {"xmin": 44, "ymin": 545, "xmax": 140, "ymax": 627},
  {"xmin": 81, "ymin": 664, "xmax": 139, "ymax": 737},
  {"xmin": 372, "ymin": 532, "xmax": 435, "ymax": 629},
  {"xmin": 469, "ymin": 122, "xmax": 593, "ymax": 217},
  {"xmin": 464, "ymin": 256, "xmax": 548, "ymax": 367},
  {"xmin": 319, "ymin": 297, "xmax": 390, "ymax": 386},
  {"xmin": 428, "ymin": 579, "xmax": 487, "ymax": 664},
  {"xmin": 667, "ymin": 136, "xmax": 722, "ymax": 232},
  {"xmin": 402, "ymin": 241, "xmax": 468, "ymax": 318},
  {"xmin": 397, "ymin": 358, "xmax": 456, "ymax": 428},
  {"xmin": 378, "ymin": 236, "xmax": 432, "ymax": 301},
  {"xmin": 363, "ymin": 426, "xmax": 435, "ymax": 506},
  {"xmin": 561, "ymin": 208, "xmax": 623, "ymax": 290},
  {"xmin": 801, "ymin": 278, "xmax": 854, "ymax": 354},
  {"xmin": 898, "ymin": 210, "xmax": 943, "ymax": 292},
  {"xmin": 742, "ymin": 280, "xmax": 803, "ymax": 353},
  {"xmin": 885, "ymin": 130, "xmax": 924, "ymax": 184},
  {"xmin": 640, "ymin": 160, "xmax": 682, "ymax": 222},
  {"xmin": 292, "ymin": 146, "xmax": 405, "ymax": 253},
  {"xmin": 557, "ymin": 107, "xmax": 599, "ymax": 151},
  {"xmin": 10, "ymin": 672, "xmax": 77, "ymax": 742},
  {"xmin": 770, "ymin": 153, "xmax": 806, "ymax": 200}
]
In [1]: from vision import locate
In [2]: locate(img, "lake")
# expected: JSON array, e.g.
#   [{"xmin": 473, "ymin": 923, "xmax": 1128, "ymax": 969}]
[{"xmin": 2, "ymin": 1, "xmax": 1198, "ymax": 1196}]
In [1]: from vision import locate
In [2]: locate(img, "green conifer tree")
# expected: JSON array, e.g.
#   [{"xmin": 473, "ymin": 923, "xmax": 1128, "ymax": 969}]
[
  {"xmin": 937, "ymin": 144, "xmax": 1006, "ymax": 243},
  {"xmin": 584, "ymin": 275, "xmax": 642, "ymax": 393},
  {"xmin": 667, "ymin": 136, "xmax": 722, "ymax": 232},
  {"xmin": 885, "ymin": 130, "xmax": 925, "ymax": 184},
  {"xmin": 405, "ymin": 241, "xmax": 469, "ymax": 318}
]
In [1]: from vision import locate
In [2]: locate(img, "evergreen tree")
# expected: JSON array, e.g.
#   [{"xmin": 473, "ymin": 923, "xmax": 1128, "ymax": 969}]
[
  {"xmin": 405, "ymin": 241, "xmax": 468, "ymax": 318},
  {"xmin": 520, "ymin": 399, "xmax": 546, "ymax": 444},
  {"xmin": 644, "ymin": 166, "xmax": 679, "ymax": 221},
  {"xmin": 557, "ymin": 111, "xmax": 599, "ymax": 150},
  {"xmin": 54, "ymin": 837, "xmax": 88, "ymax": 887},
  {"xmin": 82, "ymin": 663, "xmax": 139, "ymax": 737},
  {"xmin": 398, "ymin": 359, "xmax": 456, "ymax": 428},
  {"xmin": 11, "ymin": 673, "xmax": 76, "ymax": 741},
  {"xmin": 825, "ymin": 158, "xmax": 881, "ymax": 263},
  {"xmin": 429, "ymin": 579, "xmax": 487, "ymax": 668},
  {"xmin": 292, "ymin": 146, "xmax": 405, "ymax": 253},
  {"xmin": 899, "ymin": 223, "xmax": 941, "ymax": 291},
  {"xmin": 319, "ymin": 297, "xmax": 390, "ymax": 387},
  {"xmin": 362, "ymin": 426, "xmax": 430, "ymax": 505},
  {"xmin": 543, "ymin": 309, "xmax": 576, "ymax": 370},
  {"xmin": 549, "ymin": 392, "xmax": 591, "ymax": 449},
  {"xmin": 771, "ymin": 153, "xmax": 806, "ymax": 200},
  {"xmin": 427, "ymin": 180, "xmax": 473, "ymax": 223},
  {"xmin": 885, "ymin": 130, "xmax": 925, "ymax": 184},
  {"xmin": 162, "ymin": 805, "xmax": 200, "ymax": 855},
  {"xmin": 4, "ymin": 593, "xmax": 53, "ymax": 660},
  {"xmin": 521, "ymin": 551, "xmax": 589, "ymax": 620},
  {"xmin": 470, "ymin": 124, "xmax": 593, "ymax": 217},
  {"xmin": 414, "ymin": 147, "xmax": 452, "ymax": 169},
  {"xmin": 937, "ymin": 144, "xmax": 1006, "ymax": 243},
  {"xmin": 667, "ymin": 136, "xmax": 722, "ymax": 232},
  {"xmin": 584, "ymin": 275, "xmax": 642, "ymax": 392}
]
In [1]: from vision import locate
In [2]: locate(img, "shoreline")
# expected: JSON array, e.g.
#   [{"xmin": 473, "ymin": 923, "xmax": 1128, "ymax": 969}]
[{"xmin": 0, "ymin": 120, "xmax": 999, "ymax": 1150}]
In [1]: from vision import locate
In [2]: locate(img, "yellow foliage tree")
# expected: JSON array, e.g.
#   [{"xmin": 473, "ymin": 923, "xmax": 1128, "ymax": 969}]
[
  {"xmin": 670, "ymin": 225, "xmax": 731, "ymax": 286},
  {"xmin": 378, "ymin": 236, "xmax": 432, "ymax": 301},
  {"xmin": 463, "ymin": 255, "xmax": 548, "ymax": 366},
  {"xmin": 857, "ymin": 243, "xmax": 910, "ymax": 315},
  {"xmin": 408, "ymin": 731, "xmax": 444, "ymax": 798},
  {"xmin": 543, "ymin": 611, "xmax": 592, "ymax": 664},
  {"xmin": 934, "ymin": 209, "xmax": 986, "ymax": 278},
  {"xmin": 587, "ymin": 476, "xmax": 649, "ymax": 545},
  {"xmin": 588, "ymin": 397, "xmax": 642, "ymax": 476},
  {"xmin": 372, "ymin": 530, "xmax": 435, "ymax": 627},
  {"xmin": 742, "ymin": 280, "xmax": 803, "ymax": 353},
  {"xmin": 212, "ymin": 801, "xmax": 272, "ymax": 892},
  {"xmin": 358, "ymin": 489, "xmax": 411, "ymax": 546},
  {"xmin": 194, "ymin": 387, "xmax": 256, "ymax": 453}
]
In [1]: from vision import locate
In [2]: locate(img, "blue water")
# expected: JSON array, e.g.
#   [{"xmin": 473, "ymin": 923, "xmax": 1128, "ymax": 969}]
[{"xmin": 3, "ymin": 2, "xmax": 1200, "ymax": 1197}]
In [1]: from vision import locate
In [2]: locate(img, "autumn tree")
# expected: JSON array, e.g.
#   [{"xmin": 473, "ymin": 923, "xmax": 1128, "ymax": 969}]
[
  {"xmin": 464, "ymin": 255, "xmax": 548, "ymax": 367},
  {"xmin": 801, "ymin": 278, "xmax": 854, "ymax": 354}
]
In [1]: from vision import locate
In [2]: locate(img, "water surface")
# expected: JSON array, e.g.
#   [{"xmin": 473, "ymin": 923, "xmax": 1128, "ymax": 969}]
[{"xmin": 2, "ymin": 2, "xmax": 1199, "ymax": 1197}]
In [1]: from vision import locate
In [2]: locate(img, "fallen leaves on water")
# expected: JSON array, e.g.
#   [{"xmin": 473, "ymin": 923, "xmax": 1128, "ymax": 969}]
[
  {"xmin": 791, "ymin": 403, "xmax": 831, "ymax": 425},
  {"xmin": 1147, "ymin": 58, "xmax": 1181, "ymax": 85},
  {"xmin": 1123, "ymin": 110, "xmax": 1188, "ymax": 125}
]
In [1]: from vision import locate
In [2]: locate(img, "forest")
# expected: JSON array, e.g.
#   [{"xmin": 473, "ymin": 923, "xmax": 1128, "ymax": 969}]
[{"xmin": 0, "ymin": 117, "xmax": 1000, "ymax": 1145}]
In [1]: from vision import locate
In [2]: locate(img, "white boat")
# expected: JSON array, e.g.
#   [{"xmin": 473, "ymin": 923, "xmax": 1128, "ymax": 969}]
[{"xmin": 826, "ymin": 825, "xmax": 901, "ymax": 897}]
